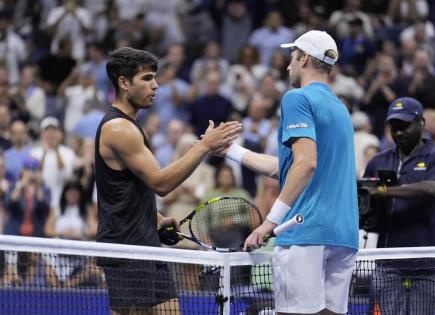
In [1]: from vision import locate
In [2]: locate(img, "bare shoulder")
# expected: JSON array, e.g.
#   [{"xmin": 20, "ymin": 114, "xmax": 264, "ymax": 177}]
[
  {"xmin": 102, "ymin": 118, "xmax": 142, "ymax": 141},
  {"xmin": 100, "ymin": 118, "xmax": 144, "ymax": 155}
]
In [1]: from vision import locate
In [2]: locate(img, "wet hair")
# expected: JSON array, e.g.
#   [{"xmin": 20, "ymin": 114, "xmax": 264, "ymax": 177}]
[{"xmin": 106, "ymin": 47, "xmax": 158, "ymax": 94}]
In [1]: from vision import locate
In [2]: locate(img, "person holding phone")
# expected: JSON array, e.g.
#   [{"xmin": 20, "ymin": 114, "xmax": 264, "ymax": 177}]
[{"xmin": 363, "ymin": 97, "xmax": 435, "ymax": 314}]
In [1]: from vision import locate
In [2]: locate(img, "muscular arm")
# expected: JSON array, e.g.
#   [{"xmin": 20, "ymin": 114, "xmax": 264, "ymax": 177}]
[{"xmin": 102, "ymin": 119, "xmax": 240, "ymax": 196}]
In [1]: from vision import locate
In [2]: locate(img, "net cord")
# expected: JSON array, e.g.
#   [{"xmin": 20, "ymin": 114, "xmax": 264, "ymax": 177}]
[{"xmin": 1, "ymin": 235, "xmax": 435, "ymax": 265}]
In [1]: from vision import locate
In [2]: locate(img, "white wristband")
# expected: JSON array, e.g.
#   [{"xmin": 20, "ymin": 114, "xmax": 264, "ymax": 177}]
[
  {"xmin": 226, "ymin": 143, "xmax": 250, "ymax": 164},
  {"xmin": 267, "ymin": 199, "xmax": 291, "ymax": 225}
]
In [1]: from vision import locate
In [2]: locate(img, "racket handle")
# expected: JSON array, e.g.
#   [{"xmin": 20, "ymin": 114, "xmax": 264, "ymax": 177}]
[{"xmin": 267, "ymin": 214, "xmax": 304, "ymax": 239}]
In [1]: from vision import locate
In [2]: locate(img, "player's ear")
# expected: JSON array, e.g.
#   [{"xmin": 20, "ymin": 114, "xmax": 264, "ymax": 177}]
[{"xmin": 118, "ymin": 76, "xmax": 130, "ymax": 92}]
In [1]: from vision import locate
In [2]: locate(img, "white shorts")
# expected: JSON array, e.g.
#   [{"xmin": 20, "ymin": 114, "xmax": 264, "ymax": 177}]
[{"xmin": 272, "ymin": 245, "xmax": 357, "ymax": 314}]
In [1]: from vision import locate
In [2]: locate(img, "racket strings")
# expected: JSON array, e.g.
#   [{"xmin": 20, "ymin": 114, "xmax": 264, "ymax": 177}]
[{"xmin": 190, "ymin": 198, "xmax": 262, "ymax": 249}]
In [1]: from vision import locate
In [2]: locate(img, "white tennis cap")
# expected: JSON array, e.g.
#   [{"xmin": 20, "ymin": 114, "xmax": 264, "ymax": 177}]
[{"xmin": 281, "ymin": 30, "xmax": 338, "ymax": 66}]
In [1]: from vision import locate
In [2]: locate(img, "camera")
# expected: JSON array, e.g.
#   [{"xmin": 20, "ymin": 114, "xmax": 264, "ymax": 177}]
[{"xmin": 357, "ymin": 170, "xmax": 397, "ymax": 231}]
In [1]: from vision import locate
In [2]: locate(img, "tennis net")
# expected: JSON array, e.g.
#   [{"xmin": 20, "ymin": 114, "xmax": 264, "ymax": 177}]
[{"xmin": 0, "ymin": 236, "xmax": 434, "ymax": 314}]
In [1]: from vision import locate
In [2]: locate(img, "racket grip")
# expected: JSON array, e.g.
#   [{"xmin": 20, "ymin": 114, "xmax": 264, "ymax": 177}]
[{"xmin": 267, "ymin": 214, "xmax": 304, "ymax": 239}]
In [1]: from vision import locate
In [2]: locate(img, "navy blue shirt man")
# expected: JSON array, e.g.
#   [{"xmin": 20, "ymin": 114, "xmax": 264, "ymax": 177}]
[{"xmin": 364, "ymin": 97, "xmax": 435, "ymax": 314}]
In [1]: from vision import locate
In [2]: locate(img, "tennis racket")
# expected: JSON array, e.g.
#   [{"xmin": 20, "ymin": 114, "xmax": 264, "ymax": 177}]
[{"xmin": 158, "ymin": 196, "xmax": 304, "ymax": 252}]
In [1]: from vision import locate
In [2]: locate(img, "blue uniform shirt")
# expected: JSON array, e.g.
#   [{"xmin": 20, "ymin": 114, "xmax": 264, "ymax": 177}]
[
  {"xmin": 364, "ymin": 138, "xmax": 435, "ymax": 247},
  {"xmin": 276, "ymin": 82, "xmax": 359, "ymax": 250}
]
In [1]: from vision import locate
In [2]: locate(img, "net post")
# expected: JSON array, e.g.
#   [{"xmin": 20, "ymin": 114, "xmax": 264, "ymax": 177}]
[{"xmin": 218, "ymin": 254, "xmax": 231, "ymax": 315}]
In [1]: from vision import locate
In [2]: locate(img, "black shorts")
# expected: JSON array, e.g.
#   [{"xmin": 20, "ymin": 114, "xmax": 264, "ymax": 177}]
[{"xmin": 101, "ymin": 259, "xmax": 178, "ymax": 310}]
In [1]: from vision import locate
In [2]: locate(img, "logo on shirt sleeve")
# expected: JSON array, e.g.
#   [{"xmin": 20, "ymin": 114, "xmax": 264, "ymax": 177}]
[
  {"xmin": 287, "ymin": 123, "xmax": 309, "ymax": 129},
  {"xmin": 413, "ymin": 162, "xmax": 427, "ymax": 171}
]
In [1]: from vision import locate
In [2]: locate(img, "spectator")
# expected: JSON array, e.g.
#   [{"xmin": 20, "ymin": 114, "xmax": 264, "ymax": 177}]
[
  {"xmin": 144, "ymin": 0, "xmax": 186, "ymax": 56},
  {"xmin": 399, "ymin": 38, "xmax": 418, "ymax": 77},
  {"xmin": 37, "ymin": 36, "xmax": 77, "ymax": 92},
  {"xmin": 73, "ymin": 138, "xmax": 95, "ymax": 207},
  {"xmin": 248, "ymin": 10, "xmax": 294, "ymax": 66},
  {"xmin": 242, "ymin": 94, "xmax": 271, "ymax": 154},
  {"xmin": 150, "ymin": 61, "xmax": 190, "ymax": 133},
  {"xmin": 160, "ymin": 43, "xmax": 191, "ymax": 83},
  {"xmin": 364, "ymin": 97, "xmax": 435, "ymax": 314},
  {"xmin": 352, "ymin": 111, "xmax": 380, "ymax": 178},
  {"xmin": 337, "ymin": 16, "xmax": 375, "ymax": 77},
  {"xmin": 220, "ymin": 0, "xmax": 252, "ymax": 63},
  {"xmin": 257, "ymin": 73, "xmax": 285, "ymax": 117},
  {"xmin": 399, "ymin": 19, "xmax": 435, "ymax": 50},
  {"xmin": 58, "ymin": 64, "xmax": 105, "ymax": 133},
  {"xmin": 140, "ymin": 113, "xmax": 163, "ymax": 151},
  {"xmin": 361, "ymin": 54, "xmax": 405, "ymax": 138},
  {"xmin": 190, "ymin": 41, "xmax": 229, "ymax": 85},
  {"xmin": 31, "ymin": 117, "xmax": 76, "ymax": 211},
  {"xmin": 178, "ymin": 0, "xmax": 218, "ymax": 56},
  {"xmin": 0, "ymin": 10, "xmax": 27, "ymax": 85},
  {"xmin": 0, "ymin": 156, "xmax": 10, "ymax": 233},
  {"xmin": 406, "ymin": 48, "xmax": 435, "ymax": 108},
  {"xmin": 423, "ymin": 108, "xmax": 435, "ymax": 139},
  {"xmin": 328, "ymin": 64, "xmax": 364, "ymax": 103},
  {"xmin": 71, "ymin": 100, "xmax": 106, "ymax": 140},
  {"xmin": 4, "ymin": 120, "xmax": 32, "ymax": 182},
  {"xmin": 45, "ymin": 0, "xmax": 92, "ymax": 61},
  {"xmin": 4, "ymin": 157, "xmax": 50, "ymax": 238},
  {"xmin": 221, "ymin": 63, "xmax": 255, "ymax": 114},
  {"xmin": 189, "ymin": 71, "xmax": 233, "ymax": 138},
  {"xmin": 0, "ymin": 103, "xmax": 11, "ymax": 153},
  {"xmin": 203, "ymin": 163, "xmax": 251, "ymax": 202},
  {"xmin": 11, "ymin": 65, "xmax": 47, "ymax": 125},
  {"xmin": 328, "ymin": 0, "xmax": 374, "ymax": 38},
  {"xmin": 255, "ymin": 175, "xmax": 280, "ymax": 220},
  {"xmin": 155, "ymin": 119, "xmax": 186, "ymax": 168},
  {"xmin": 388, "ymin": 0, "xmax": 430, "ymax": 23},
  {"xmin": 160, "ymin": 133, "xmax": 215, "ymax": 249},
  {"xmin": 269, "ymin": 49, "xmax": 289, "ymax": 82},
  {"xmin": 232, "ymin": 45, "xmax": 268, "ymax": 84},
  {"xmin": 84, "ymin": 42, "xmax": 112, "ymax": 97},
  {"xmin": 44, "ymin": 181, "xmax": 96, "ymax": 240}
]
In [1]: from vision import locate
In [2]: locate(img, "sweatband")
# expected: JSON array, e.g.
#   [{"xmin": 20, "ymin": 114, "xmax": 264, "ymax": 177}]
[
  {"xmin": 267, "ymin": 199, "xmax": 291, "ymax": 225},
  {"xmin": 226, "ymin": 143, "xmax": 250, "ymax": 164}
]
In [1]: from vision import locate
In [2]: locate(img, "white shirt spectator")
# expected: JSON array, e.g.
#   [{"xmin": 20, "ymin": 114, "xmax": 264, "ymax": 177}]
[
  {"xmin": 330, "ymin": 73, "xmax": 364, "ymax": 102},
  {"xmin": 31, "ymin": 145, "xmax": 76, "ymax": 212},
  {"xmin": 64, "ymin": 85, "xmax": 104, "ymax": 133},
  {"xmin": 249, "ymin": 26, "xmax": 293, "ymax": 66},
  {"xmin": 0, "ymin": 29, "xmax": 27, "ymax": 85},
  {"xmin": 55, "ymin": 205, "xmax": 86, "ymax": 237},
  {"xmin": 46, "ymin": 5, "xmax": 92, "ymax": 61},
  {"xmin": 115, "ymin": 0, "xmax": 148, "ymax": 20}
]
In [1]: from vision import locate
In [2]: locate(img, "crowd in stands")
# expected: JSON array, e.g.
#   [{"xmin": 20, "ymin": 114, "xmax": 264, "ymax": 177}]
[{"xmin": 0, "ymin": 0, "xmax": 434, "ymax": 286}]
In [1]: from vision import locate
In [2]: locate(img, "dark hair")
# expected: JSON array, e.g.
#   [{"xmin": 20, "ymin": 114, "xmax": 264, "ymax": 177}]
[
  {"xmin": 106, "ymin": 47, "xmax": 158, "ymax": 94},
  {"xmin": 215, "ymin": 164, "xmax": 236, "ymax": 188},
  {"xmin": 296, "ymin": 48, "xmax": 334, "ymax": 74},
  {"xmin": 60, "ymin": 181, "xmax": 87, "ymax": 219}
]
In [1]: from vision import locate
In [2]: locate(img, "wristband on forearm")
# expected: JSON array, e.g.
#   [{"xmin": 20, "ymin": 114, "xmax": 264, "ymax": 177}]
[
  {"xmin": 226, "ymin": 143, "xmax": 250, "ymax": 164},
  {"xmin": 267, "ymin": 199, "xmax": 291, "ymax": 225}
]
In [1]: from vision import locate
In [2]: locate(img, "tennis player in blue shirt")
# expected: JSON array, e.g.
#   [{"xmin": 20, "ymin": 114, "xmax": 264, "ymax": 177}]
[{"xmin": 222, "ymin": 30, "xmax": 359, "ymax": 314}]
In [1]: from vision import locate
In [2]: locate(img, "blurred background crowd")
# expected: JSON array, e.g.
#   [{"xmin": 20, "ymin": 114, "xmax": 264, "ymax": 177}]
[{"xmin": 0, "ymin": 0, "xmax": 433, "ymax": 254}]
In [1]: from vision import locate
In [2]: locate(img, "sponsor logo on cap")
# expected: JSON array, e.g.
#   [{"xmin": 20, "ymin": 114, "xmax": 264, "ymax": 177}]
[{"xmin": 414, "ymin": 162, "xmax": 427, "ymax": 171}]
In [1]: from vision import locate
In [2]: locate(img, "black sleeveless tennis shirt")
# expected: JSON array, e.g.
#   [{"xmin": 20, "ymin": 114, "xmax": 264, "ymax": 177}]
[{"xmin": 95, "ymin": 106, "xmax": 160, "ymax": 247}]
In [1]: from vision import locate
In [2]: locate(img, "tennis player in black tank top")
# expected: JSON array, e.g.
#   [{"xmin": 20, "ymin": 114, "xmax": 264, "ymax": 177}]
[{"xmin": 96, "ymin": 48, "xmax": 241, "ymax": 314}]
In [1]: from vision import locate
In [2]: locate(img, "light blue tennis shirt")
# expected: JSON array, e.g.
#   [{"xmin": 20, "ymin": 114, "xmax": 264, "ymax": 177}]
[{"xmin": 275, "ymin": 82, "xmax": 359, "ymax": 250}]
